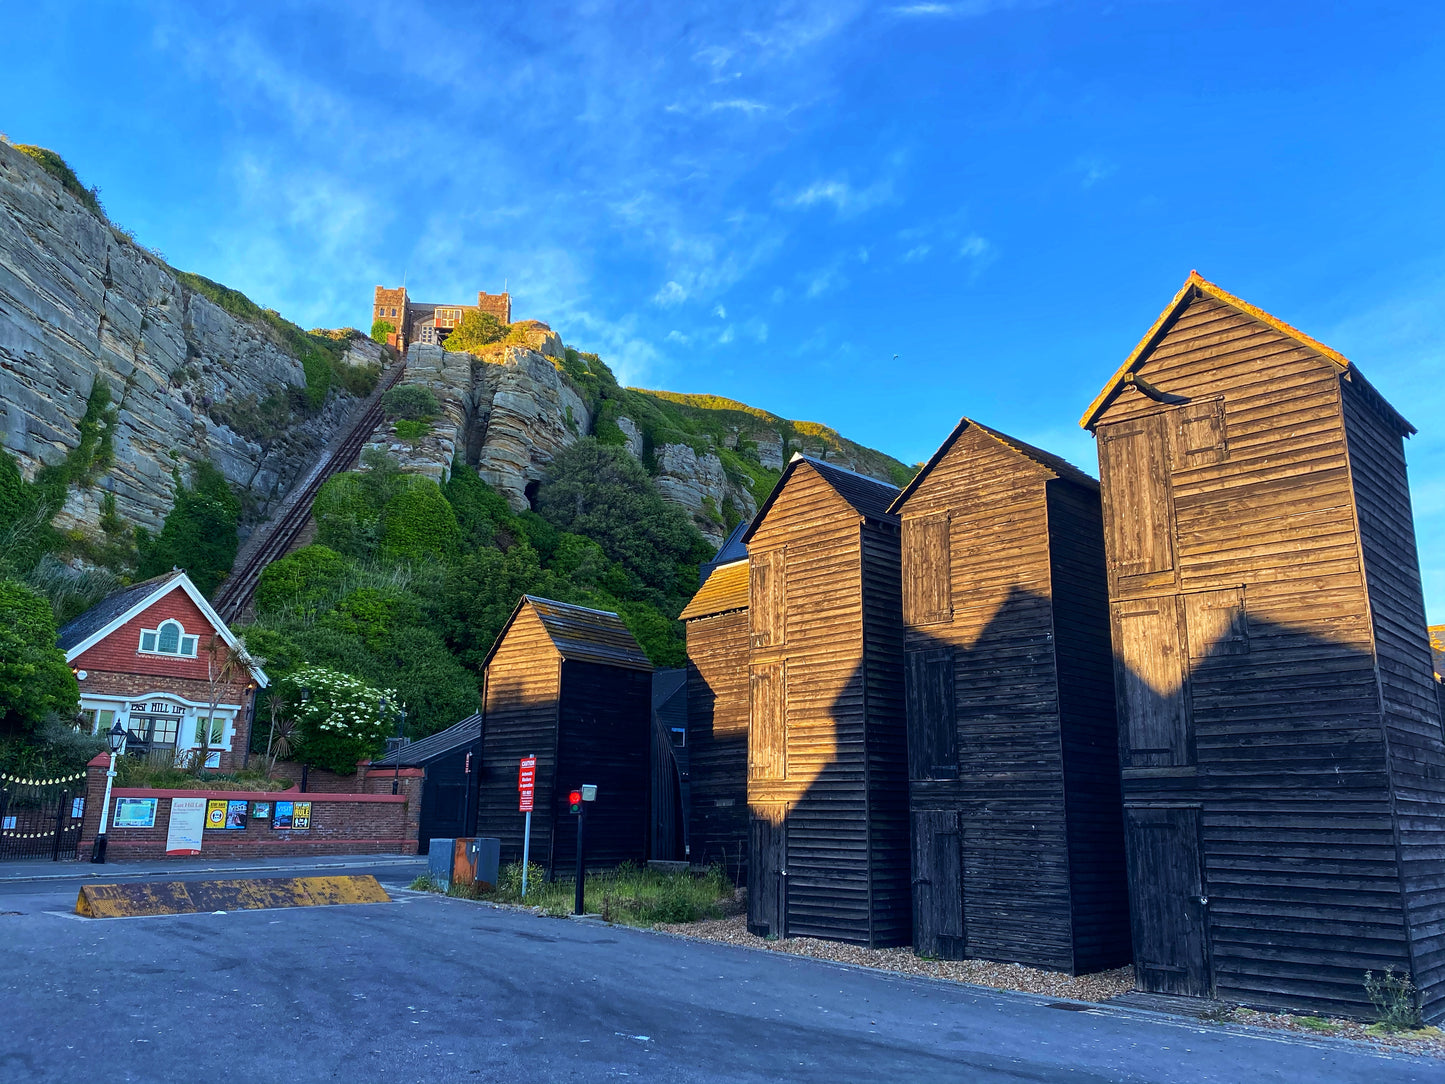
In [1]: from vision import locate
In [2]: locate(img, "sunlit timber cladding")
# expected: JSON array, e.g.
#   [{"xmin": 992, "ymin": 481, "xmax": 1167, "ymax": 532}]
[
  {"xmin": 680, "ymin": 559, "xmax": 751, "ymax": 881},
  {"xmin": 889, "ymin": 419, "xmax": 1130, "ymax": 974},
  {"xmin": 1084, "ymin": 272, "xmax": 1445, "ymax": 1023},
  {"xmin": 476, "ymin": 596, "xmax": 653, "ymax": 875},
  {"xmin": 742, "ymin": 455, "xmax": 910, "ymax": 947}
]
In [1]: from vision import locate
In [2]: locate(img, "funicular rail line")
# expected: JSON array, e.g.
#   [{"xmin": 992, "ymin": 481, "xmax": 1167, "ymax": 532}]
[{"xmin": 212, "ymin": 360, "xmax": 407, "ymax": 623}]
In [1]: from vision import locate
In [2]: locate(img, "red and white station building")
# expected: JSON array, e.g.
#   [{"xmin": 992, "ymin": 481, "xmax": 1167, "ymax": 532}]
[{"xmin": 57, "ymin": 570, "xmax": 268, "ymax": 771}]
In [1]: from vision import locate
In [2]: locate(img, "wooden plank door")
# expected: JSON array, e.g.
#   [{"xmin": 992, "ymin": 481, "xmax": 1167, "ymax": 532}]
[
  {"xmin": 1125, "ymin": 806, "xmax": 1211, "ymax": 997},
  {"xmin": 749, "ymin": 661, "xmax": 787, "ymax": 780},
  {"xmin": 747, "ymin": 805, "xmax": 788, "ymax": 938},
  {"xmin": 911, "ymin": 809, "xmax": 964, "ymax": 958},
  {"xmin": 906, "ymin": 649, "xmax": 958, "ymax": 780},
  {"xmin": 1112, "ymin": 596, "xmax": 1193, "ymax": 767},
  {"xmin": 1097, "ymin": 415, "xmax": 1177, "ymax": 595}
]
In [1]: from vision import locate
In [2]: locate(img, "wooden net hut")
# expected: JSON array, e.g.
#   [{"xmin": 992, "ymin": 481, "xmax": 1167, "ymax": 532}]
[
  {"xmin": 476, "ymin": 596, "xmax": 653, "ymax": 875},
  {"xmin": 889, "ymin": 418, "xmax": 1130, "ymax": 973},
  {"xmin": 681, "ymin": 556, "xmax": 751, "ymax": 880},
  {"xmin": 1082, "ymin": 272, "xmax": 1445, "ymax": 1021},
  {"xmin": 742, "ymin": 454, "xmax": 909, "ymax": 947}
]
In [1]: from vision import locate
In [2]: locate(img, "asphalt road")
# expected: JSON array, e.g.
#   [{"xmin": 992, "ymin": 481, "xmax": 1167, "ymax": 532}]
[{"xmin": 0, "ymin": 859, "xmax": 1440, "ymax": 1083}]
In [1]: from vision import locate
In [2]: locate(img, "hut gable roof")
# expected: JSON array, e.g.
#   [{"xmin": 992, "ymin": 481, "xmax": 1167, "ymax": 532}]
[
  {"xmin": 371, "ymin": 713, "xmax": 481, "ymax": 767},
  {"xmin": 889, "ymin": 418, "xmax": 1096, "ymax": 514},
  {"xmin": 1080, "ymin": 271, "xmax": 1414, "ymax": 436},
  {"xmin": 680, "ymin": 560, "xmax": 750, "ymax": 620},
  {"xmin": 483, "ymin": 595, "xmax": 653, "ymax": 672},
  {"xmin": 743, "ymin": 453, "xmax": 899, "ymax": 544}
]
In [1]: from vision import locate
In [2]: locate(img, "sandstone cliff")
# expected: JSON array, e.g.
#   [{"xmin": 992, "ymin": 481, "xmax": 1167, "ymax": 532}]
[{"xmin": 0, "ymin": 141, "xmax": 362, "ymax": 537}]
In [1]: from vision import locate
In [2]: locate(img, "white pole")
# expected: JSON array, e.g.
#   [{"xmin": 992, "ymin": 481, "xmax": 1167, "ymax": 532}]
[
  {"xmin": 92, "ymin": 750, "xmax": 118, "ymax": 863},
  {"xmin": 521, "ymin": 810, "xmax": 532, "ymax": 897}
]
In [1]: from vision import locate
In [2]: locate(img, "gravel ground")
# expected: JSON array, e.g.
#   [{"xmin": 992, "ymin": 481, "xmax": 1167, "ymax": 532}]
[
  {"xmin": 652, "ymin": 914, "xmax": 1133, "ymax": 1002},
  {"xmin": 655, "ymin": 914, "xmax": 1445, "ymax": 1060}
]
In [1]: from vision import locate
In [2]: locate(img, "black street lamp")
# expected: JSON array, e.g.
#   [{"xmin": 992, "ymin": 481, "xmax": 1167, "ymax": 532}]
[{"xmin": 90, "ymin": 721, "xmax": 128, "ymax": 863}]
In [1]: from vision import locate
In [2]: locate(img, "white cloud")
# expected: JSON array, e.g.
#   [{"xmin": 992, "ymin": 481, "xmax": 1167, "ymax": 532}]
[
  {"xmin": 902, "ymin": 244, "xmax": 932, "ymax": 262},
  {"xmin": 666, "ymin": 329, "xmax": 691, "ymax": 345},
  {"xmin": 806, "ymin": 264, "xmax": 847, "ymax": 298},
  {"xmin": 959, "ymin": 234, "xmax": 992, "ymax": 260},
  {"xmin": 710, "ymin": 99, "xmax": 770, "ymax": 115},
  {"xmin": 787, "ymin": 177, "xmax": 894, "ymax": 217},
  {"xmin": 718, "ymin": 325, "xmax": 736, "ymax": 344},
  {"xmin": 713, "ymin": 304, "xmax": 728, "ymax": 319},
  {"xmin": 654, "ymin": 281, "xmax": 688, "ymax": 306},
  {"xmin": 1076, "ymin": 154, "xmax": 1117, "ymax": 188}
]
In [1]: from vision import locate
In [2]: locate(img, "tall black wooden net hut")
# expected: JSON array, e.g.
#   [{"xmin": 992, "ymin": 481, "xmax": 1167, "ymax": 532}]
[
  {"xmin": 476, "ymin": 596, "xmax": 653, "ymax": 874},
  {"xmin": 742, "ymin": 454, "xmax": 909, "ymax": 947},
  {"xmin": 889, "ymin": 418, "xmax": 1130, "ymax": 973},
  {"xmin": 681, "ymin": 555, "xmax": 751, "ymax": 880},
  {"xmin": 1083, "ymin": 272, "xmax": 1445, "ymax": 1021}
]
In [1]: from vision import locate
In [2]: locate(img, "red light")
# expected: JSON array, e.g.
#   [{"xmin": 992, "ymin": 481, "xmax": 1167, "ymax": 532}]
[{"xmin": 568, "ymin": 790, "xmax": 582, "ymax": 806}]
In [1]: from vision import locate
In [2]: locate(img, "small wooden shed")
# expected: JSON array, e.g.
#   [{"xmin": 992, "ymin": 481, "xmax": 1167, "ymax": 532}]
[
  {"xmin": 1083, "ymin": 272, "xmax": 1445, "ymax": 1022},
  {"xmin": 477, "ymin": 596, "xmax": 653, "ymax": 875},
  {"xmin": 370, "ymin": 714, "xmax": 482, "ymax": 855},
  {"xmin": 742, "ymin": 454, "xmax": 909, "ymax": 947},
  {"xmin": 890, "ymin": 418, "xmax": 1130, "ymax": 973},
  {"xmin": 681, "ymin": 556, "xmax": 751, "ymax": 880}
]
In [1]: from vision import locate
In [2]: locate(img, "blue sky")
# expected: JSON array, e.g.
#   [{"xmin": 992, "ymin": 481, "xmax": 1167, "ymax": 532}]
[{"xmin": 5, "ymin": 1, "xmax": 1444, "ymax": 614}]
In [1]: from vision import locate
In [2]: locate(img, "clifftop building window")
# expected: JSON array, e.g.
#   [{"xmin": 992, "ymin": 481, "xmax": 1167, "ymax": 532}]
[{"xmin": 139, "ymin": 619, "xmax": 198, "ymax": 658}]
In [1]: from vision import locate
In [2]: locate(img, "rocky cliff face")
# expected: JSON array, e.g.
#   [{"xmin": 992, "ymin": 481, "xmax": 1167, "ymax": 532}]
[{"xmin": 0, "ymin": 141, "xmax": 358, "ymax": 536}]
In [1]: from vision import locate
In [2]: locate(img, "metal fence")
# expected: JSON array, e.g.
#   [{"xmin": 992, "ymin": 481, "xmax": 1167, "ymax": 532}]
[{"xmin": 0, "ymin": 770, "xmax": 87, "ymax": 861}]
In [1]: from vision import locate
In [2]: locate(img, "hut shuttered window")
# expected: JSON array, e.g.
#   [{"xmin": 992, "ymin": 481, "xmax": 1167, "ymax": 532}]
[
  {"xmin": 1113, "ymin": 596, "xmax": 1192, "ymax": 767},
  {"xmin": 1099, "ymin": 417, "xmax": 1175, "ymax": 589},
  {"xmin": 906, "ymin": 649, "xmax": 957, "ymax": 780},
  {"xmin": 750, "ymin": 550, "xmax": 785, "ymax": 649},
  {"xmin": 1184, "ymin": 586, "xmax": 1248, "ymax": 659},
  {"xmin": 904, "ymin": 514, "xmax": 952, "ymax": 626},
  {"xmin": 1170, "ymin": 399, "xmax": 1228, "ymax": 470},
  {"xmin": 749, "ymin": 661, "xmax": 786, "ymax": 780}
]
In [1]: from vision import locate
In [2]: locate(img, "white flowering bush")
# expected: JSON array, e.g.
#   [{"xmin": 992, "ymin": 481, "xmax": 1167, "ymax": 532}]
[{"xmin": 279, "ymin": 666, "xmax": 398, "ymax": 775}]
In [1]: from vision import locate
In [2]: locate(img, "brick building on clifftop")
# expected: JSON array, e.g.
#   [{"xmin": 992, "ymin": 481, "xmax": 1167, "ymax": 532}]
[{"xmin": 372, "ymin": 286, "xmax": 512, "ymax": 352}]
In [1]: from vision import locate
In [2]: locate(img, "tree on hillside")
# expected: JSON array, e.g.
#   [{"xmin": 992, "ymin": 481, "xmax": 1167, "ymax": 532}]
[
  {"xmin": 0, "ymin": 580, "xmax": 79, "ymax": 736},
  {"xmin": 535, "ymin": 439, "xmax": 712, "ymax": 596},
  {"xmin": 443, "ymin": 310, "xmax": 506, "ymax": 352},
  {"xmin": 136, "ymin": 462, "xmax": 240, "ymax": 595}
]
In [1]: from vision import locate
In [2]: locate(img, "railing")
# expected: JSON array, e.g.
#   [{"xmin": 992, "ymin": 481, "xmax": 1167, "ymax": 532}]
[
  {"xmin": 212, "ymin": 358, "xmax": 407, "ymax": 622},
  {"xmin": 0, "ymin": 769, "xmax": 87, "ymax": 861}
]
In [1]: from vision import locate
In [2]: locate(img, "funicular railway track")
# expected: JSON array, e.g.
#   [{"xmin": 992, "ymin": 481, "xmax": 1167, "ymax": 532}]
[{"xmin": 212, "ymin": 360, "xmax": 406, "ymax": 623}]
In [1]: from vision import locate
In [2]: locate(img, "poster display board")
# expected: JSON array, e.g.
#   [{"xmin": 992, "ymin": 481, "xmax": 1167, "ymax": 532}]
[
  {"xmin": 292, "ymin": 802, "xmax": 312, "ymax": 830},
  {"xmin": 252, "ymin": 802, "xmax": 272, "ymax": 820},
  {"xmin": 114, "ymin": 797, "xmax": 158, "ymax": 829},
  {"xmin": 206, "ymin": 800, "xmax": 228, "ymax": 830},
  {"xmin": 272, "ymin": 801, "xmax": 294, "ymax": 830},
  {"xmin": 165, "ymin": 798, "xmax": 206, "ymax": 855},
  {"xmin": 225, "ymin": 801, "xmax": 248, "ymax": 829}
]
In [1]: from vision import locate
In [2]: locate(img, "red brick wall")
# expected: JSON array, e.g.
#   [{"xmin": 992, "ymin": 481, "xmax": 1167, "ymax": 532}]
[
  {"xmin": 72, "ymin": 588, "xmax": 228, "ymax": 682},
  {"xmin": 79, "ymin": 756, "xmax": 420, "ymax": 860}
]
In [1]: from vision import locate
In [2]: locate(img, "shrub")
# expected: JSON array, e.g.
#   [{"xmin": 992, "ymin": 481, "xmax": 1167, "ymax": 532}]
[
  {"xmin": 382, "ymin": 385, "xmax": 440, "ymax": 420},
  {"xmin": 254, "ymin": 545, "xmax": 351, "ymax": 616},
  {"xmin": 1364, "ymin": 967, "xmax": 1423, "ymax": 1031},
  {"xmin": 371, "ymin": 318, "xmax": 395, "ymax": 344},
  {"xmin": 0, "ymin": 580, "xmax": 79, "ymax": 737},
  {"xmin": 394, "ymin": 419, "xmax": 430, "ymax": 444},
  {"xmin": 135, "ymin": 462, "xmax": 240, "ymax": 595},
  {"xmin": 13, "ymin": 145, "xmax": 104, "ymax": 217},
  {"xmin": 280, "ymin": 665, "xmax": 396, "ymax": 774},
  {"xmin": 379, "ymin": 478, "xmax": 460, "ymax": 562}
]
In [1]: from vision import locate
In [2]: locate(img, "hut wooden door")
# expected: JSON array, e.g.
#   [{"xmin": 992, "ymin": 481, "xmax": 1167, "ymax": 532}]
[
  {"xmin": 911, "ymin": 810, "xmax": 963, "ymax": 958},
  {"xmin": 748, "ymin": 804, "xmax": 788, "ymax": 937},
  {"xmin": 1125, "ymin": 806, "xmax": 1211, "ymax": 997},
  {"xmin": 1112, "ymin": 597, "xmax": 1193, "ymax": 766}
]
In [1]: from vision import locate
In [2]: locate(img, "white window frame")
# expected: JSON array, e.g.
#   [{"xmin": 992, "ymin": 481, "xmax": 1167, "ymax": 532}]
[{"xmin": 138, "ymin": 619, "xmax": 199, "ymax": 658}]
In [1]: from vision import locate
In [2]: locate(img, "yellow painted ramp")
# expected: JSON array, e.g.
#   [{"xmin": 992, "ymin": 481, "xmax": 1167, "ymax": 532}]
[{"xmin": 75, "ymin": 875, "xmax": 391, "ymax": 918}]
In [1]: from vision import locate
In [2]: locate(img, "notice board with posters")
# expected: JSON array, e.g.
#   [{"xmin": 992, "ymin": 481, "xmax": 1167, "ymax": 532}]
[{"xmin": 166, "ymin": 797, "xmax": 206, "ymax": 855}]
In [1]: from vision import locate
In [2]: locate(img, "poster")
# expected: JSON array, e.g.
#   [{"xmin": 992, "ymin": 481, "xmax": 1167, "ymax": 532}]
[
  {"xmin": 252, "ymin": 802, "xmax": 271, "ymax": 820},
  {"xmin": 114, "ymin": 797, "xmax": 158, "ymax": 829},
  {"xmin": 206, "ymin": 799, "xmax": 228, "ymax": 830},
  {"xmin": 272, "ymin": 801, "xmax": 294, "ymax": 830},
  {"xmin": 165, "ymin": 797, "xmax": 205, "ymax": 854},
  {"xmin": 225, "ymin": 800, "xmax": 248, "ymax": 829},
  {"xmin": 292, "ymin": 802, "xmax": 312, "ymax": 831}
]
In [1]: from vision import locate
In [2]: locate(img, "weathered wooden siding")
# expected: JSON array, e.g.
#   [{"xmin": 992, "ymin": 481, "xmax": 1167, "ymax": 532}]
[
  {"xmin": 478, "ymin": 605, "xmax": 561, "ymax": 867},
  {"xmin": 898, "ymin": 423, "xmax": 1127, "ymax": 972},
  {"xmin": 1046, "ymin": 479, "xmax": 1132, "ymax": 973},
  {"xmin": 685, "ymin": 607, "xmax": 751, "ymax": 879},
  {"xmin": 555, "ymin": 660, "xmax": 652, "ymax": 870},
  {"xmin": 747, "ymin": 461, "xmax": 909, "ymax": 946},
  {"xmin": 1341, "ymin": 383, "xmax": 1445, "ymax": 1020},
  {"xmin": 1092, "ymin": 285, "xmax": 1440, "ymax": 1020}
]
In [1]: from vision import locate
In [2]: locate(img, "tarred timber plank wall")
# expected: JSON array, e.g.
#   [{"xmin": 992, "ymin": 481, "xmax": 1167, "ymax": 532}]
[
  {"xmin": 1092, "ymin": 289, "xmax": 1445, "ymax": 1021},
  {"xmin": 898, "ymin": 426, "xmax": 1128, "ymax": 973},
  {"xmin": 746, "ymin": 464, "xmax": 909, "ymax": 947},
  {"xmin": 685, "ymin": 608, "xmax": 751, "ymax": 879},
  {"xmin": 478, "ymin": 606, "xmax": 561, "ymax": 868},
  {"xmin": 1340, "ymin": 383, "xmax": 1445, "ymax": 1020}
]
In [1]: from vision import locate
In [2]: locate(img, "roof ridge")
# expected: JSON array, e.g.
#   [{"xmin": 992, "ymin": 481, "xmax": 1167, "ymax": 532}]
[{"xmin": 789, "ymin": 451, "xmax": 900, "ymax": 492}]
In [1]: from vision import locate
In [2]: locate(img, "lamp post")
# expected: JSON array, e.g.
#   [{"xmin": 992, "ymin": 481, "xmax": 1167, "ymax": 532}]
[
  {"xmin": 90, "ymin": 720, "xmax": 128, "ymax": 864},
  {"xmin": 392, "ymin": 705, "xmax": 408, "ymax": 795}
]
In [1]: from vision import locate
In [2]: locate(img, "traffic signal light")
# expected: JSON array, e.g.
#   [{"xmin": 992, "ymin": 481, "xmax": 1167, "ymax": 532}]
[{"xmin": 569, "ymin": 789, "xmax": 582, "ymax": 813}]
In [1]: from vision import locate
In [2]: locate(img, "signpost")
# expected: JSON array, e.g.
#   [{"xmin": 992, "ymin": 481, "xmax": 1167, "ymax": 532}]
[{"xmin": 518, "ymin": 755, "xmax": 536, "ymax": 897}]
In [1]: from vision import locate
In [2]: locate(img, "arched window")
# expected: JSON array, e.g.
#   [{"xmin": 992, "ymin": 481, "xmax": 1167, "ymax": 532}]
[
  {"xmin": 157, "ymin": 620, "xmax": 180, "ymax": 654},
  {"xmin": 139, "ymin": 620, "xmax": 199, "ymax": 657}
]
